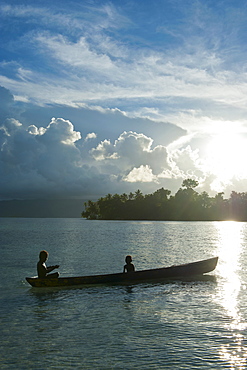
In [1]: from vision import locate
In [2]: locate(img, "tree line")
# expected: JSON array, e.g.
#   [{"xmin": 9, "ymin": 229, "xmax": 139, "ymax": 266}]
[{"xmin": 81, "ymin": 179, "xmax": 247, "ymax": 221}]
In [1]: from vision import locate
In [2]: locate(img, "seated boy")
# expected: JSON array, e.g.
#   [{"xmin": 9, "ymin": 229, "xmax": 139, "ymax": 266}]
[
  {"xmin": 123, "ymin": 255, "xmax": 135, "ymax": 273},
  {"xmin": 37, "ymin": 250, "xmax": 59, "ymax": 278}
]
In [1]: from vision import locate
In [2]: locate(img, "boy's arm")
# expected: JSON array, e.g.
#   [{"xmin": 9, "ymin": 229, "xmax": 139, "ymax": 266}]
[{"xmin": 47, "ymin": 265, "xmax": 59, "ymax": 272}]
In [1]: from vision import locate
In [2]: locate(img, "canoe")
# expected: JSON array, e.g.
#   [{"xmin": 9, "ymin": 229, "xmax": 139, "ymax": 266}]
[{"xmin": 26, "ymin": 256, "xmax": 218, "ymax": 288}]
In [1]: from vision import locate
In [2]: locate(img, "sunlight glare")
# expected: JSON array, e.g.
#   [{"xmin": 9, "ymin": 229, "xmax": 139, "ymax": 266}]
[
  {"xmin": 215, "ymin": 221, "xmax": 247, "ymax": 369},
  {"xmin": 205, "ymin": 133, "xmax": 247, "ymax": 183},
  {"xmin": 216, "ymin": 221, "xmax": 243, "ymax": 318}
]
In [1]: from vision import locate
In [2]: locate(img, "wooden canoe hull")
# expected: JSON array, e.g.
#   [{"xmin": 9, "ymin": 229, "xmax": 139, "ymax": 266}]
[{"xmin": 26, "ymin": 257, "xmax": 218, "ymax": 288}]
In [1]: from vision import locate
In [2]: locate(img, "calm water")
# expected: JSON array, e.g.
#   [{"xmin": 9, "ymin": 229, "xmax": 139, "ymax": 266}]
[{"xmin": 1, "ymin": 218, "xmax": 247, "ymax": 369}]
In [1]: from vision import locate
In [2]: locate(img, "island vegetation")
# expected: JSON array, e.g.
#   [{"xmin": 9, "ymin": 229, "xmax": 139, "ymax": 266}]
[{"xmin": 82, "ymin": 179, "xmax": 247, "ymax": 221}]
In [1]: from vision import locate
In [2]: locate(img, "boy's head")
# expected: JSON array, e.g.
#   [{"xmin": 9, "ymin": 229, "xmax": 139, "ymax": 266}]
[
  {"xmin": 39, "ymin": 250, "xmax": 48, "ymax": 262},
  {"xmin": 125, "ymin": 255, "xmax": 132, "ymax": 264}
]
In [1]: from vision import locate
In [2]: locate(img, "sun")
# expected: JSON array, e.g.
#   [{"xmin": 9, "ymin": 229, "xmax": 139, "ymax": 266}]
[{"xmin": 205, "ymin": 132, "xmax": 247, "ymax": 182}]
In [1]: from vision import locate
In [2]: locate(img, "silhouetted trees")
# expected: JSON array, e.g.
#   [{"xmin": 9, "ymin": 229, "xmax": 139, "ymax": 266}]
[{"xmin": 81, "ymin": 179, "xmax": 247, "ymax": 221}]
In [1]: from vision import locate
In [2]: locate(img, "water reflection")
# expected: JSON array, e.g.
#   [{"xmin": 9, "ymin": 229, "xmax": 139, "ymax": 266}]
[{"xmin": 215, "ymin": 221, "xmax": 247, "ymax": 369}]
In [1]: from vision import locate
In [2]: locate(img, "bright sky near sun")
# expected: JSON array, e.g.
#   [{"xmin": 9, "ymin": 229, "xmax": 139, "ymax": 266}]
[{"xmin": 1, "ymin": 0, "xmax": 247, "ymax": 200}]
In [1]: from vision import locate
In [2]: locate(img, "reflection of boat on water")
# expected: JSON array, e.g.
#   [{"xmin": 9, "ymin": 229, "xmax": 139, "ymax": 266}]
[{"xmin": 26, "ymin": 256, "xmax": 218, "ymax": 288}]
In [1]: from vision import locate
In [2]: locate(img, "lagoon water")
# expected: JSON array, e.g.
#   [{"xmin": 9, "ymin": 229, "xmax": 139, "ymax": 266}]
[{"xmin": 1, "ymin": 218, "xmax": 247, "ymax": 369}]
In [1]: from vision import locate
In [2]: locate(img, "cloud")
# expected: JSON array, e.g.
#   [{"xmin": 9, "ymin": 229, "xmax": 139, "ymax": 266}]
[
  {"xmin": 36, "ymin": 34, "xmax": 116, "ymax": 73},
  {"xmin": 0, "ymin": 2, "xmax": 128, "ymax": 36},
  {"xmin": 91, "ymin": 131, "xmax": 169, "ymax": 175},
  {"xmin": 0, "ymin": 116, "xmax": 82, "ymax": 198},
  {"xmin": 124, "ymin": 165, "xmax": 158, "ymax": 183},
  {"xmin": 37, "ymin": 117, "xmax": 81, "ymax": 144},
  {"xmin": 0, "ymin": 83, "xmax": 245, "ymax": 200},
  {"xmin": 168, "ymin": 145, "xmax": 203, "ymax": 178},
  {"xmin": 2, "ymin": 1, "xmax": 247, "ymax": 121},
  {"xmin": 85, "ymin": 132, "xmax": 97, "ymax": 141},
  {"xmin": 1, "ymin": 84, "xmax": 246, "ymax": 200},
  {"xmin": 0, "ymin": 113, "xmax": 174, "ymax": 199},
  {"xmin": 0, "ymin": 86, "xmax": 15, "ymax": 120}
]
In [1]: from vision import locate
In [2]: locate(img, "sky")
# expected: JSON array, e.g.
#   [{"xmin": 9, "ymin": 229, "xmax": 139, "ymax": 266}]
[{"xmin": 1, "ymin": 0, "xmax": 247, "ymax": 201}]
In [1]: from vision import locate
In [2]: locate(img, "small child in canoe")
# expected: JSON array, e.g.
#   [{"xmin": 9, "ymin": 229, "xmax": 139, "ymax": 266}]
[
  {"xmin": 37, "ymin": 250, "xmax": 59, "ymax": 278},
  {"xmin": 123, "ymin": 255, "xmax": 135, "ymax": 273}
]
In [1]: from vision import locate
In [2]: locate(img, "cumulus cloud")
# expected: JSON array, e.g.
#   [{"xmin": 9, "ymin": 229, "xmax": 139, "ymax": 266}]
[
  {"xmin": 1, "ymin": 80, "xmax": 246, "ymax": 200},
  {"xmin": 0, "ymin": 85, "xmax": 189, "ymax": 200},
  {"xmin": 85, "ymin": 132, "xmax": 97, "ymax": 141},
  {"xmin": 0, "ymin": 114, "xmax": 174, "ymax": 199},
  {"xmin": 124, "ymin": 165, "xmax": 158, "ymax": 183},
  {"xmin": 91, "ymin": 131, "xmax": 169, "ymax": 174},
  {"xmin": 168, "ymin": 145, "xmax": 204, "ymax": 178},
  {"xmin": 2, "ymin": 108, "xmax": 246, "ymax": 200},
  {"xmin": 1, "ymin": 117, "xmax": 83, "ymax": 198},
  {"xmin": 40, "ymin": 117, "xmax": 81, "ymax": 145},
  {"xmin": 1, "ymin": 106, "xmax": 244, "ymax": 200}
]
